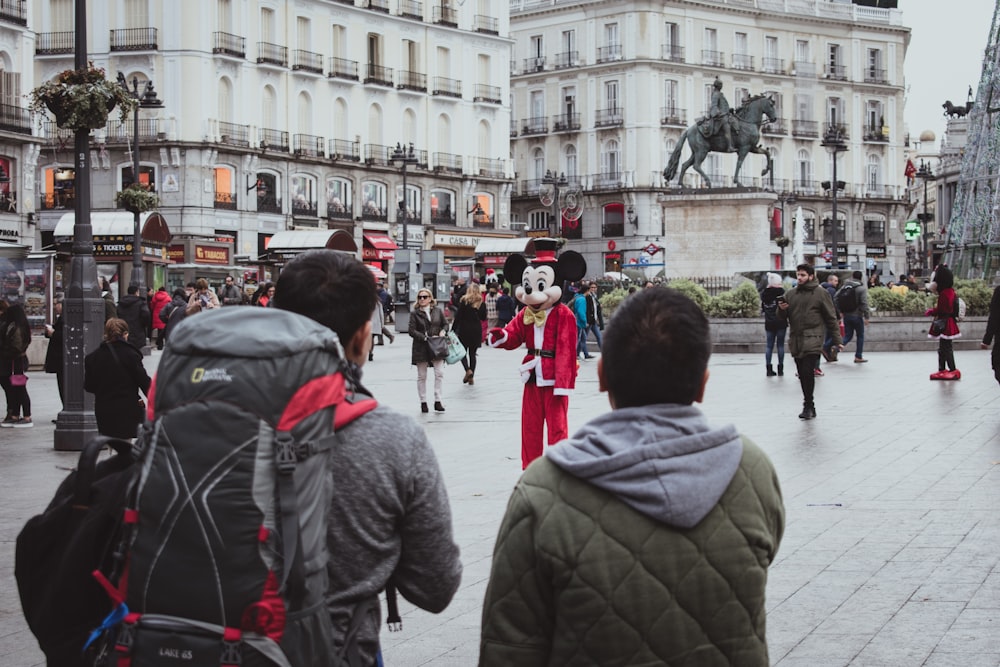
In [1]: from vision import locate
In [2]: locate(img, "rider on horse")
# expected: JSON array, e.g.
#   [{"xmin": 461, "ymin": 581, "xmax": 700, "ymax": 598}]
[{"xmin": 703, "ymin": 77, "xmax": 738, "ymax": 153}]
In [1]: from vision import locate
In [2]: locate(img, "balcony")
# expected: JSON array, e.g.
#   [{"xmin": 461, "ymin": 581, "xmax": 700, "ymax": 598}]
[
  {"xmin": 662, "ymin": 44, "xmax": 684, "ymax": 63},
  {"xmin": 863, "ymin": 124, "xmax": 889, "ymax": 142},
  {"xmin": 659, "ymin": 107, "xmax": 685, "ymax": 127},
  {"xmin": 400, "ymin": 0, "xmax": 422, "ymax": 19},
  {"xmin": 474, "ymin": 15, "xmax": 499, "ymax": 35},
  {"xmin": 42, "ymin": 121, "xmax": 73, "ymax": 146},
  {"xmin": 824, "ymin": 123, "xmax": 849, "ymax": 142},
  {"xmin": 509, "ymin": 119, "xmax": 518, "ymax": 137},
  {"xmin": 328, "ymin": 138, "xmax": 361, "ymax": 161},
  {"xmin": 791, "ymin": 119, "xmax": 819, "ymax": 138},
  {"xmin": 792, "ymin": 180, "xmax": 820, "ymax": 196},
  {"xmin": 103, "ymin": 118, "xmax": 159, "ymax": 144},
  {"xmin": 477, "ymin": 158, "xmax": 504, "ymax": 179},
  {"xmin": 364, "ymin": 143, "xmax": 394, "ymax": 167},
  {"xmin": 473, "ymin": 84, "xmax": 501, "ymax": 104},
  {"xmin": 257, "ymin": 195, "xmax": 282, "ymax": 214},
  {"xmin": 433, "ymin": 152, "xmax": 463, "ymax": 174},
  {"xmin": 591, "ymin": 172, "xmax": 622, "ymax": 191},
  {"xmin": 702, "ymin": 49, "xmax": 725, "ymax": 67},
  {"xmin": 521, "ymin": 116, "xmax": 548, "ymax": 136},
  {"xmin": 431, "ymin": 213, "xmax": 456, "ymax": 226},
  {"xmin": 522, "ymin": 56, "xmax": 546, "ymax": 73},
  {"xmin": 826, "ymin": 64, "xmax": 847, "ymax": 81},
  {"xmin": 259, "ymin": 127, "xmax": 290, "ymax": 152},
  {"xmin": 762, "ymin": 117, "xmax": 788, "ymax": 135},
  {"xmin": 366, "ymin": 0, "xmax": 390, "ymax": 12},
  {"xmin": 762, "ymin": 57, "xmax": 785, "ymax": 75},
  {"xmin": 433, "ymin": 4, "xmax": 457, "ymax": 26},
  {"xmin": 865, "ymin": 68, "xmax": 888, "ymax": 84},
  {"xmin": 41, "ymin": 192, "xmax": 74, "ymax": 210},
  {"xmin": 0, "ymin": 0, "xmax": 26, "ymax": 26},
  {"xmin": 432, "ymin": 76, "xmax": 461, "ymax": 98},
  {"xmin": 215, "ymin": 192, "xmax": 237, "ymax": 210},
  {"xmin": 397, "ymin": 70, "xmax": 427, "ymax": 92},
  {"xmin": 602, "ymin": 220, "xmax": 625, "ymax": 237},
  {"xmin": 732, "ymin": 53, "xmax": 754, "ymax": 71},
  {"xmin": 594, "ymin": 107, "xmax": 623, "ymax": 128},
  {"xmin": 257, "ymin": 41, "xmax": 288, "ymax": 67},
  {"xmin": 596, "ymin": 44, "xmax": 622, "ymax": 63},
  {"xmin": 110, "ymin": 28, "xmax": 158, "ymax": 51},
  {"xmin": 552, "ymin": 112, "xmax": 581, "ymax": 132},
  {"xmin": 0, "ymin": 103, "xmax": 32, "ymax": 135},
  {"xmin": 292, "ymin": 199, "xmax": 318, "ymax": 218},
  {"xmin": 554, "ymin": 51, "xmax": 578, "ymax": 69},
  {"xmin": 364, "ymin": 64, "xmax": 393, "ymax": 87},
  {"xmin": 219, "ymin": 121, "xmax": 251, "ymax": 147},
  {"xmin": 294, "ymin": 134, "xmax": 325, "ymax": 157},
  {"xmin": 36, "ymin": 32, "xmax": 74, "ymax": 55},
  {"xmin": 212, "ymin": 31, "xmax": 246, "ymax": 58},
  {"xmin": 292, "ymin": 49, "xmax": 324, "ymax": 74},
  {"xmin": 791, "ymin": 60, "xmax": 816, "ymax": 77},
  {"xmin": 328, "ymin": 57, "xmax": 359, "ymax": 81},
  {"xmin": 327, "ymin": 199, "xmax": 353, "ymax": 221},
  {"xmin": 360, "ymin": 204, "xmax": 387, "ymax": 222}
]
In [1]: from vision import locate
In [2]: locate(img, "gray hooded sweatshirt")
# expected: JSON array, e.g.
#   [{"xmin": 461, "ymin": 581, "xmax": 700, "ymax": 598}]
[{"xmin": 546, "ymin": 403, "xmax": 743, "ymax": 528}]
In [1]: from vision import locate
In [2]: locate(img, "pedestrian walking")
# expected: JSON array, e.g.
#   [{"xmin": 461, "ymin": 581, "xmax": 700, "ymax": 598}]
[
  {"xmin": 0, "ymin": 301, "xmax": 32, "ymax": 427},
  {"xmin": 573, "ymin": 284, "xmax": 592, "ymax": 360},
  {"xmin": 760, "ymin": 272, "xmax": 787, "ymax": 376},
  {"xmin": 927, "ymin": 265, "xmax": 962, "ymax": 380},
  {"xmin": 218, "ymin": 275, "xmax": 244, "ymax": 306},
  {"xmin": 496, "ymin": 288, "xmax": 516, "ymax": 327},
  {"xmin": 117, "ymin": 284, "xmax": 151, "ymax": 350},
  {"xmin": 484, "ymin": 282, "xmax": 500, "ymax": 330},
  {"xmin": 84, "ymin": 318, "xmax": 152, "ymax": 439},
  {"xmin": 479, "ymin": 288, "xmax": 785, "ymax": 666},
  {"xmin": 188, "ymin": 278, "xmax": 220, "ymax": 310},
  {"xmin": 454, "ymin": 283, "xmax": 487, "ymax": 385},
  {"xmin": 43, "ymin": 299, "xmax": 64, "ymax": 409},
  {"xmin": 819, "ymin": 273, "xmax": 840, "ymax": 363},
  {"xmin": 777, "ymin": 263, "xmax": 843, "ymax": 419},
  {"xmin": 980, "ymin": 273, "xmax": 1000, "ymax": 386},
  {"xmin": 836, "ymin": 270, "xmax": 871, "ymax": 363},
  {"xmin": 409, "ymin": 288, "xmax": 448, "ymax": 413},
  {"xmin": 149, "ymin": 286, "xmax": 171, "ymax": 350}
]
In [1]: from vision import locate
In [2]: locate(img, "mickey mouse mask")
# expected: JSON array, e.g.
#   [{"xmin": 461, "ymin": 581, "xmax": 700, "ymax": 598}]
[{"xmin": 503, "ymin": 238, "xmax": 587, "ymax": 311}]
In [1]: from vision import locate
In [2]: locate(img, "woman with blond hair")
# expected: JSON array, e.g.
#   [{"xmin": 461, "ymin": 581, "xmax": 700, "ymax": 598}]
[
  {"xmin": 454, "ymin": 282, "xmax": 487, "ymax": 384},
  {"xmin": 84, "ymin": 317, "xmax": 152, "ymax": 438},
  {"xmin": 409, "ymin": 288, "xmax": 448, "ymax": 412}
]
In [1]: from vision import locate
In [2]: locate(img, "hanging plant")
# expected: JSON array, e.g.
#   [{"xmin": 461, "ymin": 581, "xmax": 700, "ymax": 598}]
[
  {"xmin": 115, "ymin": 184, "xmax": 159, "ymax": 214},
  {"xmin": 774, "ymin": 236, "xmax": 790, "ymax": 248},
  {"xmin": 28, "ymin": 63, "xmax": 136, "ymax": 132}
]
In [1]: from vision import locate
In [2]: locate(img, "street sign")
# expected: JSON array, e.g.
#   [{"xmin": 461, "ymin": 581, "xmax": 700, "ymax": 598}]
[
  {"xmin": 644, "ymin": 243, "xmax": 660, "ymax": 255},
  {"xmin": 821, "ymin": 250, "xmax": 833, "ymax": 261},
  {"xmin": 904, "ymin": 220, "xmax": 921, "ymax": 241}
]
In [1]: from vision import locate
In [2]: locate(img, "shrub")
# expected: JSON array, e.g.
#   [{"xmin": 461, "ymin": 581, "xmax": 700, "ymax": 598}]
[
  {"xmin": 598, "ymin": 287, "xmax": 629, "ymax": 320},
  {"xmin": 902, "ymin": 290, "xmax": 935, "ymax": 316},
  {"xmin": 955, "ymin": 279, "xmax": 992, "ymax": 316},
  {"xmin": 706, "ymin": 280, "xmax": 760, "ymax": 318},
  {"xmin": 868, "ymin": 286, "xmax": 905, "ymax": 313},
  {"xmin": 664, "ymin": 279, "xmax": 710, "ymax": 311}
]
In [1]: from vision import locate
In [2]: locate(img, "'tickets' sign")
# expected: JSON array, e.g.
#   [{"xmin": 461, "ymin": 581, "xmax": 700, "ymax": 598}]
[{"xmin": 195, "ymin": 244, "xmax": 230, "ymax": 265}]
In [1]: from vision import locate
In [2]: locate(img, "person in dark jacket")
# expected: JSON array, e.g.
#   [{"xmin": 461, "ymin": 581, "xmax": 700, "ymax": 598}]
[
  {"xmin": 117, "ymin": 284, "xmax": 151, "ymax": 350},
  {"xmin": 927, "ymin": 265, "xmax": 961, "ymax": 380},
  {"xmin": 43, "ymin": 299, "xmax": 65, "ymax": 408},
  {"xmin": 454, "ymin": 283, "xmax": 487, "ymax": 385},
  {"xmin": 101, "ymin": 279, "xmax": 117, "ymax": 321},
  {"xmin": 409, "ymin": 288, "xmax": 448, "ymax": 413},
  {"xmin": 496, "ymin": 288, "xmax": 516, "ymax": 326},
  {"xmin": 0, "ymin": 302, "xmax": 32, "ymax": 427},
  {"xmin": 84, "ymin": 318, "xmax": 151, "ymax": 439},
  {"xmin": 480, "ymin": 288, "xmax": 784, "ymax": 666},
  {"xmin": 980, "ymin": 273, "xmax": 1000, "ymax": 385},
  {"xmin": 760, "ymin": 272, "xmax": 787, "ymax": 376},
  {"xmin": 150, "ymin": 286, "xmax": 172, "ymax": 350},
  {"xmin": 158, "ymin": 288, "xmax": 188, "ymax": 347}
]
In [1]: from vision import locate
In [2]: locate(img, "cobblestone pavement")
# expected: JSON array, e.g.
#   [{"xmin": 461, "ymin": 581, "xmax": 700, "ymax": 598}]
[{"xmin": 2, "ymin": 339, "xmax": 998, "ymax": 666}]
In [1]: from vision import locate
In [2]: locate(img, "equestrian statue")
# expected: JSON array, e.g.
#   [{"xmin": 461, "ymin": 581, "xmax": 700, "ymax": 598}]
[{"xmin": 663, "ymin": 78, "xmax": 777, "ymax": 189}]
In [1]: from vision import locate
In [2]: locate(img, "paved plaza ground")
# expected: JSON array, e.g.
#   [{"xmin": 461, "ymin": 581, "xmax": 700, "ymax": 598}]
[{"xmin": 1, "ymin": 337, "xmax": 998, "ymax": 666}]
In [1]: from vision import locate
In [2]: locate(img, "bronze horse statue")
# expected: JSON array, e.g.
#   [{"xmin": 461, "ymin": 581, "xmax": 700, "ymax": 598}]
[
  {"xmin": 663, "ymin": 94, "xmax": 777, "ymax": 188},
  {"xmin": 942, "ymin": 100, "xmax": 973, "ymax": 118}
]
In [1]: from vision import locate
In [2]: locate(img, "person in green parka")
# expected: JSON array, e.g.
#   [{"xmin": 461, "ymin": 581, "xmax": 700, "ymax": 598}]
[{"xmin": 479, "ymin": 288, "xmax": 785, "ymax": 667}]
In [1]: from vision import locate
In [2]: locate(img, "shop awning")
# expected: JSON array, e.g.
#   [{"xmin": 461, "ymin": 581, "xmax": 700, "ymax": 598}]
[
  {"xmin": 54, "ymin": 211, "xmax": 171, "ymax": 243},
  {"xmin": 363, "ymin": 233, "xmax": 397, "ymax": 251},
  {"xmin": 474, "ymin": 237, "xmax": 531, "ymax": 256},
  {"xmin": 266, "ymin": 229, "xmax": 357, "ymax": 254}
]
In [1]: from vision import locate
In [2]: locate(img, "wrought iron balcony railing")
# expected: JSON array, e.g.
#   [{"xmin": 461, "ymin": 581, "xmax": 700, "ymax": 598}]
[
  {"xmin": 660, "ymin": 107, "xmax": 685, "ymax": 126},
  {"xmin": 257, "ymin": 41, "xmax": 288, "ymax": 67},
  {"xmin": 0, "ymin": 0, "xmax": 26, "ymax": 26},
  {"xmin": 662, "ymin": 44, "xmax": 684, "ymax": 62},
  {"xmin": 865, "ymin": 68, "xmax": 888, "ymax": 84},
  {"xmin": 213, "ymin": 32, "xmax": 246, "ymax": 58},
  {"xmin": 433, "ymin": 4, "xmax": 457, "ymax": 26},
  {"xmin": 328, "ymin": 57, "xmax": 359, "ymax": 80},
  {"xmin": 36, "ymin": 31, "xmax": 74, "ymax": 55},
  {"xmin": 111, "ymin": 27, "xmax": 158, "ymax": 51},
  {"xmin": 215, "ymin": 192, "xmax": 237, "ymax": 210},
  {"xmin": 521, "ymin": 116, "xmax": 548, "ymax": 136},
  {"xmin": 328, "ymin": 138, "xmax": 361, "ymax": 161},
  {"xmin": 552, "ymin": 112, "xmax": 581, "ymax": 132},
  {"xmin": 292, "ymin": 49, "xmax": 323, "ymax": 74},
  {"xmin": 259, "ymin": 127, "xmax": 290, "ymax": 152},
  {"xmin": 554, "ymin": 51, "xmax": 578, "ymax": 69},
  {"xmin": 863, "ymin": 124, "xmax": 889, "ymax": 142},
  {"xmin": 432, "ymin": 76, "xmax": 462, "ymax": 98},
  {"xmin": 702, "ymin": 49, "xmax": 725, "ymax": 67},
  {"xmin": 732, "ymin": 53, "xmax": 754, "ymax": 71},
  {"xmin": 219, "ymin": 121, "xmax": 251, "ymax": 147},
  {"xmin": 473, "ymin": 84, "xmax": 501, "ymax": 104},
  {"xmin": 294, "ymin": 134, "xmax": 325, "ymax": 157},
  {"xmin": 397, "ymin": 70, "xmax": 427, "ymax": 92},
  {"xmin": 594, "ymin": 107, "xmax": 623, "ymax": 127},
  {"xmin": 826, "ymin": 64, "xmax": 847, "ymax": 80},
  {"xmin": 103, "ymin": 118, "xmax": 159, "ymax": 143},
  {"xmin": 762, "ymin": 118, "xmax": 788, "ymax": 135},
  {"xmin": 596, "ymin": 44, "xmax": 622, "ymax": 63},
  {"xmin": 257, "ymin": 195, "xmax": 282, "ymax": 214},
  {"xmin": 0, "ymin": 103, "xmax": 32, "ymax": 135},
  {"xmin": 433, "ymin": 152, "xmax": 463, "ymax": 174},
  {"xmin": 762, "ymin": 57, "xmax": 784, "ymax": 74},
  {"xmin": 364, "ymin": 64, "xmax": 393, "ymax": 86},
  {"xmin": 474, "ymin": 15, "xmax": 498, "ymax": 35},
  {"xmin": 791, "ymin": 119, "xmax": 818, "ymax": 138},
  {"xmin": 400, "ymin": 0, "xmax": 422, "ymax": 20}
]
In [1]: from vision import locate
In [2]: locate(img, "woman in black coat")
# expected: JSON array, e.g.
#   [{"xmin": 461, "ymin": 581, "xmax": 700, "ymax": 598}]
[
  {"xmin": 84, "ymin": 318, "xmax": 152, "ymax": 439},
  {"xmin": 44, "ymin": 299, "xmax": 64, "ymax": 408},
  {"xmin": 409, "ymin": 288, "xmax": 448, "ymax": 413},
  {"xmin": 454, "ymin": 283, "xmax": 487, "ymax": 385}
]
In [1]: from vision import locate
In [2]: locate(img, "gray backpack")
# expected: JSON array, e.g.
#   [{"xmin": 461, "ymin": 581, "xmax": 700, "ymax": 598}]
[{"xmin": 106, "ymin": 308, "xmax": 377, "ymax": 667}]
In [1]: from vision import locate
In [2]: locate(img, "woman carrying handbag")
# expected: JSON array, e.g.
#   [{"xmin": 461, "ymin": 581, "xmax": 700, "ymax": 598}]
[
  {"xmin": 84, "ymin": 318, "xmax": 152, "ymax": 438},
  {"xmin": 0, "ymin": 301, "xmax": 32, "ymax": 428},
  {"xmin": 454, "ymin": 283, "xmax": 487, "ymax": 385},
  {"xmin": 409, "ymin": 288, "xmax": 448, "ymax": 413}
]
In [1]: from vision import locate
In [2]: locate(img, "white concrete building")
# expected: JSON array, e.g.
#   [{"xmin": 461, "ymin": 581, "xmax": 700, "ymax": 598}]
[{"xmin": 509, "ymin": 0, "xmax": 912, "ymax": 279}]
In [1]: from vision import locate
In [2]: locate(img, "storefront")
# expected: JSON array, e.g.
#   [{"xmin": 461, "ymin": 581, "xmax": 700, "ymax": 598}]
[
  {"xmin": 263, "ymin": 229, "xmax": 358, "ymax": 266},
  {"xmin": 53, "ymin": 212, "xmax": 171, "ymax": 303},
  {"xmin": 361, "ymin": 233, "xmax": 397, "ymax": 275},
  {"xmin": 165, "ymin": 236, "xmax": 240, "ymax": 294},
  {"xmin": 472, "ymin": 236, "xmax": 533, "ymax": 282},
  {"xmin": 0, "ymin": 243, "xmax": 55, "ymax": 334}
]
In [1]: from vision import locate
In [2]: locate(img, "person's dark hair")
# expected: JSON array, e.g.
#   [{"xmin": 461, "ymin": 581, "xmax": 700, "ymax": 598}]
[
  {"xmin": 2, "ymin": 303, "xmax": 30, "ymax": 342},
  {"xmin": 796, "ymin": 263, "xmax": 815, "ymax": 276},
  {"xmin": 172, "ymin": 287, "xmax": 186, "ymax": 299},
  {"xmin": 602, "ymin": 288, "xmax": 710, "ymax": 407},
  {"xmin": 102, "ymin": 279, "xmax": 112, "ymax": 291},
  {"xmin": 127, "ymin": 284, "xmax": 139, "ymax": 295},
  {"xmin": 934, "ymin": 265, "xmax": 954, "ymax": 290},
  {"xmin": 274, "ymin": 250, "xmax": 377, "ymax": 346},
  {"xmin": 852, "ymin": 270, "xmax": 863, "ymax": 280}
]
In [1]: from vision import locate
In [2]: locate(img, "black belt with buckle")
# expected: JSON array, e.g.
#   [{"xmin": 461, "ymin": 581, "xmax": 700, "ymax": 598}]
[{"xmin": 527, "ymin": 348, "xmax": 555, "ymax": 358}]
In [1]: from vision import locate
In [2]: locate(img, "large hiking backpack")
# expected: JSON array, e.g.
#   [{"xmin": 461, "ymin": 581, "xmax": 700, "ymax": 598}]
[
  {"xmin": 835, "ymin": 283, "xmax": 859, "ymax": 313},
  {"xmin": 106, "ymin": 307, "xmax": 376, "ymax": 667}
]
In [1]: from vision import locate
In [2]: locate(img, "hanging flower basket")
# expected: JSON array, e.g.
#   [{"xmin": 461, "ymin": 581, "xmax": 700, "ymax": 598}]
[
  {"xmin": 28, "ymin": 63, "xmax": 136, "ymax": 132},
  {"xmin": 774, "ymin": 236, "xmax": 790, "ymax": 248},
  {"xmin": 115, "ymin": 185, "xmax": 159, "ymax": 214}
]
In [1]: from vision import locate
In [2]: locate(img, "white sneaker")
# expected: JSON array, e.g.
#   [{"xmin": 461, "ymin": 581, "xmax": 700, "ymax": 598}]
[{"xmin": 12, "ymin": 417, "xmax": 33, "ymax": 428}]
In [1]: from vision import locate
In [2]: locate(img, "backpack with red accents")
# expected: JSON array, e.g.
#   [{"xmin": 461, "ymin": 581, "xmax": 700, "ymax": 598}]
[{"xmin": 102, "ymin": 307, "xmax": 378, "ymax": 667}]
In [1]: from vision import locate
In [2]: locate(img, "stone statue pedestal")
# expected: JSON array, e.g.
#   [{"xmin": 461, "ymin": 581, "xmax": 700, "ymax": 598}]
[{"xmin": 656, "ymin": 190, "xmax": 777, "ymax": 277}]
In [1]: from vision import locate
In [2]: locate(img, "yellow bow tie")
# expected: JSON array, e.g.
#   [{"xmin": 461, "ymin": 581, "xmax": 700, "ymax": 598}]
[{"xmin": 523, "ymin": 308, "xmax": 548, "ymax": 327}]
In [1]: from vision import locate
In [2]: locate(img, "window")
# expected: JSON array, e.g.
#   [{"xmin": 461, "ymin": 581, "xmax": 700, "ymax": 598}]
[
  {"xmin": 796, "ymin": 149, "xmax": 813, "ymax": 188},
  {"xmin": 261, "ymin": 85, "xmax": 276, "ymax": 128},
  {"xmin": 530, "ymin": 35, "xmax": 543, "ymax": 57},
  {"xmin": 331, "ymin": 25, "xmax": 346, "ymax": 58},
  {"xmin": 124, "ymin": 0, "xmax": 148, "ymax": 28},
  {"xmin": 735, "ymin": 87, "xmax": 750, "ymax": 107},
  {"xmin": 664, "ymin": 79, "xmax": 678, "ymax": 113},
  {"xmin": 255, "ymin": 172, "xmax": 280, "ymax": 212},
  {"xmin": 261, "ymin": 8, "xmax": 275, "ymax": 42},
  {"xmin": 826, "ymin": 97, "xmax": 844, "ymax": 127},
  {"xmin": 867, "ymin": 154, "xmax": 881, "ymax": 192},
  {"xmin": 297, "ymin": 16, "xmax": 310, "ymax": 50},
  {"xmin": 795, "ymin": 39, "xmax": 810, "ymax": 63},
  {"xmin": 565, "ymin": 145, "xmax": 578, "ymax": 180},
  {"xmin": 531, "ymin": 148, "xmax": 545, "ymax": 181},
  {"xmin": 867, "ymin": 48, "xmax": 882, "ymax": 79},
  {"xmin": 326, "ymin": 178, "xmax": 352, "ymax": 218},
  {"xmin": 217, "ymin": 0, "xmax": 231, "ymax": 32},
  {"xmin": 471, "ymin": 193, "xmax": 493, "ymax": 228},
  {"xmin": 733, "ymin": 32, "xmax": 750, "ymax": 69},
  {"xmin": 864, "ymin": 217, "xmax": 885, "ymax": 244},
  {"xmin": 665, "ymin": 22, "xmax": 679, "ymax": 50},
  {"xmin": 604, "ymin": 23, "xmax": 619, "ymax": 48},
  {"xmin": 122, "ymin": 163, "xmax": 157, "ymax": 191},
  {"xmin": 291, "ymin": 174, "xmax": 317, "ymax": 216},
  {"xmin": 368, "ymin": 33, "xmax": 383, "ymax": 68},
  {"xmin": 795, "ymin": 94, "xmax": 812, "ymax": 121},
  {"xmin": 801, "ymin": 211, "xmax": 816, "ymax": 242},
  {"xmin": 42, "ymin": 166, "xmax": 76, "ymax": 210},
  {"xmin": 395, "ymin": 182, "xmax": 422, "ymax": 221},
  {"xmin": 214, "ymin": 166, "xmax": 235, "ymax": 208},
  {"xmin": 604, "ymin": 80, "xmax": 619, "ymax": 110},
  {"xmin": 529, "ymin": 210, "xmax": 548, "ymax": 231},
  {"xmin": 529, "ymin": 90, "xmax": 544, "ymax": 119},
  {"xmin": 828, "ymin": 43, "xmax": 842, "ymax": 78},
  {"xmin": 52, "ymin": 0, "xmax": 73, "ymax": 31},
  {"xmin": 765, "ymin": 36, "xmax": 778, "ymax": 62},
  {"xmin": 430, "ymin": 189, "xmax": 456, "ymax": 223},
  {"xmin": 0, "ymin": 71, "xmax": 20, "ymax": 108},
  {"xmin": 603, "ymin": 202, "xmax": 624, "ymax": 238},
  {"xmin": 704, "ymin": 27, "xmax": 717, "ymax": 52},
  {"xmin": 601, "ymin": 139, "xmax": 621, "ymax": 181},
  {"xmin": 361, "ymin": 181, "xmax": 387, "ymax": 219},
  {"xmin": 562, "ymin": 86, "xmax": 576, "ymax": 115},
  {"xmin": 561, "ymin": 29, "xmax": 575, "ymax": 53}
]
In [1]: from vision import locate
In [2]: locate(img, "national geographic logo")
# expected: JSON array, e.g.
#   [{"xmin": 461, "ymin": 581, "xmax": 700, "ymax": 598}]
[{"xmin": 190, "ymin": 367, "xmax": 234, "ymax": 383}]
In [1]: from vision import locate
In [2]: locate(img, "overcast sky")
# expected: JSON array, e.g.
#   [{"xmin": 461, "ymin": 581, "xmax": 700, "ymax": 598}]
[{"xmin": 902, "ymin": 0, "xmax": 996, "ymax": 148}]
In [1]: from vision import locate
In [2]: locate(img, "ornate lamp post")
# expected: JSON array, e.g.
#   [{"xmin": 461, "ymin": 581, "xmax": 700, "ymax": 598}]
[
  {"xmin": 821, "ymin": 122, "xmax": 848, "ymax": 270},
  {"xmin": 777, "ymin": 192, "xmax": 796, "ymax": 269},
  {"xmin": 539, "ymin": 170, "xmax": 567, "ymax": 237},
  {"xmin": 391, "ymin": 142, "xmax": 418, "ymax": 249},
  {"xmin": 916, "ymin": 160, "xmax": 937, "ymax": 276},
  {"xmin": 390, "ymin": 142, "xmax": 418, "ymax": 333},
  {"xmin": 116, "ymin": 72, "xmax": 162, "ymax": 296}
]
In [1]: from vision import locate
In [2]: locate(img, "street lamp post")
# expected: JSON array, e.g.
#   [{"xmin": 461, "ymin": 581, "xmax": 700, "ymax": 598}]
[
  {"xmin": 540, "ymin": 170, "xmax": 568, "ymax": 237},
  {"xmin": 390, "ymin": 142, "xmax": 418, "ymax": 333},
  {"xmin": 391, "ymin": 142, "xmax": 418, "ymax": 250},
  {"xmin": 777, "ymin": 192, "xmax": 796, "ymax": 269},
  {"xmin": 821, "ymin": 123, "xmax": 848, "ymax": 270},
  {"xmin": 54, "ymin": 0, "xmax": 103, "ymax": 450},
  {"xmin": 916, "ymin": 160, "xmax": 937, "ymax": 276},
  {"xmin": 117, "ymin": 72, "xmax": 163, "ymax": 296}
]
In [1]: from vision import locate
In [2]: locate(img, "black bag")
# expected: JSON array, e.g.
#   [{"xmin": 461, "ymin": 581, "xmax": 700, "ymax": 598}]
[
  {"xmin": 931, "ymin": 317, "xmax": 948, "ymax": 336},
  {"xmin": 427, "ymin": 335, "xmax": 450, "ymax": 360},
  {"xmin": 835, "ymin": 283, "xmax": 858, "ymax": 313},
  {"xmin": 15, "ymin": 437, "xmax": 135, "ymax": 667}
]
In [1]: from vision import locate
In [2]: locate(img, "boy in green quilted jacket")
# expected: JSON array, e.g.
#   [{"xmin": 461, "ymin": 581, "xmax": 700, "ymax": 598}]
[{"xmin": 480, "ymin": 288, "xmax": 785, "ymax": 666}]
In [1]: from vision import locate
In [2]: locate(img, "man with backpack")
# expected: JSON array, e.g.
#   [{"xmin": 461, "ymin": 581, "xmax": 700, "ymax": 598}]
[{"xmin": 834, "ymin": 270, "xmax": 871, "ymax": 363}]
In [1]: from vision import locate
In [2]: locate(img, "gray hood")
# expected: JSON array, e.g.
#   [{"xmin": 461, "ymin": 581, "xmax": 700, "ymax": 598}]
[{"xmin": 546, "ymin": 404, "xmax": 743, "ymax": 529}]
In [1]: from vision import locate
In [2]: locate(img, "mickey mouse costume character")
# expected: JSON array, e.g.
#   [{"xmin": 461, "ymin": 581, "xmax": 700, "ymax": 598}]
[{"xmin": 487, "ymin": 238, "xmax": 587, "ymax": 468}]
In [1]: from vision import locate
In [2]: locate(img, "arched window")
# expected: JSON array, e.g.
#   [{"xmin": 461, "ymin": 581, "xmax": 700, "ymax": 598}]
[
  {"xmin": 297, "ymin": 91, "xmax": 312, "ymax": 134},
  {"xmin": 437, "ymin": 113, "xmax": 452, "ymax": 153},
  {"xmin": 262, "ymin": 85, "xmax": 277, "ymax": 129},
  {"xmin": 255, "ymin": 171, "xmax": 281, "ymax": 213},
  {"xmin": 325, "ymin": 177, "xmax": 352, "ymax": 220},
  {"xmin": 291, "ymin": 174, "xmax": 317, "ymax": 216},
  {"xmin": 796, "ymin": 149, "xmax": 813, "ymax": 191},
  {"xmin": 470, "ymin": 192, "xmax": 493, "ymax": 228},
  {"xmin": 361, "ymin": 181, "xmax": 387, "ymax": 221},
  {"xmin": 801, "ymin": 209, "xmax": 816, "ymax": 242},
  {"xmin": 531, "ymin": 148, "xmax": 545, "ymax": 183},
  {"xmin": 218, "ymin": 77, "xmax": 233, "ymax": 123},
  {"xmin": 368, "ymin": 104, "xmax": 383, "ymax": 147},
  {"xmin": 395, "ymin": 182, "xmax": 421, "ymax": 222},
  {"xmin": 564, "ymin": 144, "xmax": 578, "ymax": 180},
  {"xmin": 600, "ymin": 139, "xmax": 620, "ymax": 187},
  {"xmin": 214, "ymin": 165, "xmax": 235, "ymax": 209},
  {"xmin": 431, "ymin": 188, "xmax": 456, "ymax": 224},
  {"xmin": 866, "ymin": 154, "xmax": 881, "ymax": 194}
]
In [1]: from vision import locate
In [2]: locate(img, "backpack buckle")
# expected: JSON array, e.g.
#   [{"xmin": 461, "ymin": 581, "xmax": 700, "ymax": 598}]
[
  {"xmin": 221, "ymin": 639, "xmax": 243, "ymax": 665},
  {"xmin": 275, "ymin": 433, "xmax": 296, "ymax": 474}
]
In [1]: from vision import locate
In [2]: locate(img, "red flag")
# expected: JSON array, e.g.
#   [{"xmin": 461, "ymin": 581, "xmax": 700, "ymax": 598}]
[{"xmin": 904, "ymin": 159, "xmax": 916, "ymax": 179}]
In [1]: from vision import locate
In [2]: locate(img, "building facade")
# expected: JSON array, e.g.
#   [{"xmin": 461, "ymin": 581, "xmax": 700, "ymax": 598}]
[{"xmin": 509, "ymin": 0, "xmax": 912, "ymax": 279}]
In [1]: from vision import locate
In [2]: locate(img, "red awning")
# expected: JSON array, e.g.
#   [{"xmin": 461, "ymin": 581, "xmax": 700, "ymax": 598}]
[{"xmin": 363, "ymin": 233, "xmax": 397, "ymax": 261}]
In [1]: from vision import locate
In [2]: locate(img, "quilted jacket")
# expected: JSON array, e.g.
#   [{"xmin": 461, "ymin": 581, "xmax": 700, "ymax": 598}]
[
  {"xmin": 480, "ymin": 404, "xmax": 784, "ymax": 667},
  {"xmin": 778, "ymin": 277, "xmax": 842, "ymax": 358}
]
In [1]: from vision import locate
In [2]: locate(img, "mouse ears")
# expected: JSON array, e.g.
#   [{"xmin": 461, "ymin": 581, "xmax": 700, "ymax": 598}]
[
  {"xmin": 504, "ymin": 254, "xmax": 528, "ymax": 283},
  {"xmin": 555, "ymin": 251, "xmax": 586, "ymax": 283}
]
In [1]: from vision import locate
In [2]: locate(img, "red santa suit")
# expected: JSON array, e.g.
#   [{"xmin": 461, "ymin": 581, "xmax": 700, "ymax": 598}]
[{"xmin": 490, "ymin": 302, "xmax": 578, "ymax": 468}]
